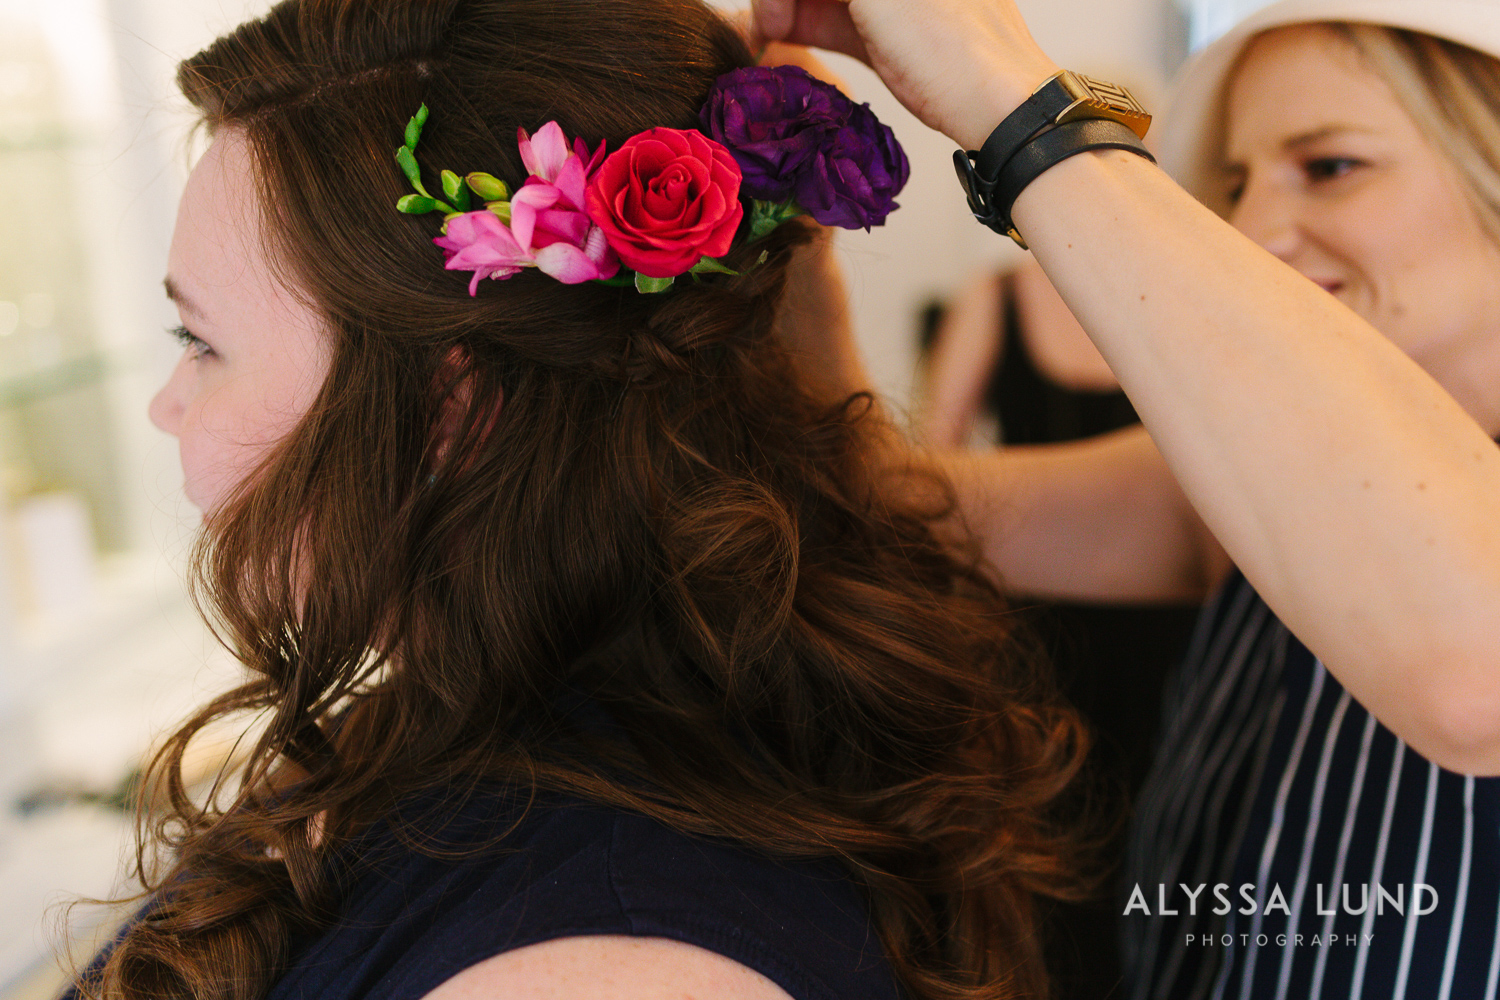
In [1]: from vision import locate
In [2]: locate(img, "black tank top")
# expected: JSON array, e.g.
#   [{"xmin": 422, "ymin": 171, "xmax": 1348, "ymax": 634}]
[
  {"xmin": 76, "ymin": 786, "xmax": 902, "ymax": 1000},
  {"xmin": 985, "ymin": 272, "xmax": 1139, "ymax": 445}
]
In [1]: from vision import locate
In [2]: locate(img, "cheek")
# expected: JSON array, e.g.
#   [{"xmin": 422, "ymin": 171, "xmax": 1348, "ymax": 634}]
[
  {"xmin": 177, "ymin": 432, "xmax": 251, "ymax": 512},
  {"xmin": 176, "ymin": 381, "xmax": 314, "ymax": 512},
  {"xmin": 1314, "ymin": 187, "xmax": 1400, "ymax": 272},
  {"xmin": 1311, "ymin": 185, "xmax": 1438, "ymax": 322},
  {"xmin": 1358, "ymin": 172, "xmax": 1475, "ymax": 277}
]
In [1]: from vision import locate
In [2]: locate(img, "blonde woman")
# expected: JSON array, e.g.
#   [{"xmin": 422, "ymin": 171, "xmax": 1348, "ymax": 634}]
[{"xmin": 756, "ymin": 0, "xmax": 1500, "ymax": 996}]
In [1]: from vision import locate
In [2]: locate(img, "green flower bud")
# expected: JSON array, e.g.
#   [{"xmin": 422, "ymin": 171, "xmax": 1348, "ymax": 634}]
[
  {"xmin": 441, "ymin": 170, "xmax": 472, "ymax": 211},
  {"xmin": 397, "ymin": 194, "xmax": 439, "ymax": 214},
  {"xmin": 466, "ymin": 172, "xmax": 510, "ymax": 202},
  {"xmin": 405, "ymin": 104, "xmax": 429, "ymax": 151},
  {"xmin": 395, "ymin": 146, "xmax": 423, "ymax": 191}
]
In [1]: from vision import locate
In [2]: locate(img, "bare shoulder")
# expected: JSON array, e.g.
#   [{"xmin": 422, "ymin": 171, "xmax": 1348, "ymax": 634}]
[{"xmin": 419, "ymin": 935, "xmax": 798, "ymax": 1000}]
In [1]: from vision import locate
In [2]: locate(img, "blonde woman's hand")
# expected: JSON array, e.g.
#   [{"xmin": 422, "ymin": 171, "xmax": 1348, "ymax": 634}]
[
  {"xmin": 748, "ymin": 0, "xmax": 1060, "ymax": 149},
  {"xmin": 725, "ymin": 8, "xmax": 852, "ymax": 93}
]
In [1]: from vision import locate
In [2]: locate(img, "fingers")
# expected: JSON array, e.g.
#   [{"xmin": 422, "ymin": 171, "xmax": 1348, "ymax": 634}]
[
  {"xmin": 750, "ymin": 0, "xmax": 868, "ymax": 65},
  {"xmin": 757, "ymin": 41, "xmax": 852, "ymax": 96},
  {"xmin": 749, "ymin": 0, "xmax": 795, "ymax": 42},
  {"xmin": 749, "ymin": 0, "xmax": 1053, "ymax": 147}
]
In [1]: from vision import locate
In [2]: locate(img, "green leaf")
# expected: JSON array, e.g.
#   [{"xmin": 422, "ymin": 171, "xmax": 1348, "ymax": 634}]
[
  {"xmin": 441, "ymin": 170, "xmax": 471, "ymax": 211},
  {"xmin": 748, "ymin": 199, "xmax": 806, "ymax": 240},
  {"xmin": 397, "ymin": 194, "xmax": 439, "ymax": 214},
  {"xmin": 466, "ymin": 172, "xmax": 510, "ymax": 202},
  {"xmin": 634, "ymin": 273, "xmax": 675, "ymax": 294},
  {"xmin": 395, "ymin": 145, "xmax": 423, "ymax": 191},
  {"xmin": 689, "ymin": 256, "xmax": 739, "ymax": 276},
  {"xmin": 405, "ymin": 104, "xmax": 429, "ymax": 150},
  {"xmin": 749, "ymin": 215, "xmax": 779, "ymax": 241}
]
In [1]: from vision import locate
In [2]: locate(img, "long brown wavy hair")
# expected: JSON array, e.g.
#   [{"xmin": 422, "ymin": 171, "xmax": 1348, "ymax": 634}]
[{"xmin": 83, "ymin": 1, "xmax": 1090, "ymax": 997}]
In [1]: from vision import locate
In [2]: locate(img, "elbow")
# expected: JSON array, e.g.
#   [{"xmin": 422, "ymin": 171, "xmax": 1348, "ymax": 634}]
[{"xmin": 1401, "ymin": 648, "xmax": 1500, "ymax": 776}]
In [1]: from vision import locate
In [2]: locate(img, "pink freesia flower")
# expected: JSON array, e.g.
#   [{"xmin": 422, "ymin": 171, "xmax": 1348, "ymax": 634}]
[
  {"xmin": 434, "ymin": 206, "xmax": 619, "ymax": 293},
  {"xmin": 518, "ymin": 121, "xmax": 607, "ymax": 188},
  {"xmin": 434, "ymin": 123, "xmax": 619, "ymax": 294},
  {"xmin": 433, "ymin": 211, "xmax": 529, "ymax": 296},
  {"xmin": 517, "ymin": 122, "xmax": 608, "ymax": 223}
]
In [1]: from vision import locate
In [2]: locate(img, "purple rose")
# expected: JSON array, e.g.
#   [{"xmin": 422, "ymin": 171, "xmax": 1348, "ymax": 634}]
[{"xmin": 701, "ymin": 65, "xmax": 909, "ymax": 230}]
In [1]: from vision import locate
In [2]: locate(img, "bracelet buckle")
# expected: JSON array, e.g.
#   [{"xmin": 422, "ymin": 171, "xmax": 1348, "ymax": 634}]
[{"xmin": 953, "ymin": 149, "xmax": 1026, "ymax": 246}]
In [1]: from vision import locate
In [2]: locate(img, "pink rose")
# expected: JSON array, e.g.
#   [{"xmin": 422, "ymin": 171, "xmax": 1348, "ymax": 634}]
[{"xmin": 585, "ymin": 128, "xmax": 744, "ymax": 279}]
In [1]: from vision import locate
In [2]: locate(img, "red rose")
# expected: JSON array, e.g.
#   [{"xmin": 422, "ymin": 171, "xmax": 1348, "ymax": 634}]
[{"xmin": 585, "ymin": 127, "xmax": 744, "ymax": 278}]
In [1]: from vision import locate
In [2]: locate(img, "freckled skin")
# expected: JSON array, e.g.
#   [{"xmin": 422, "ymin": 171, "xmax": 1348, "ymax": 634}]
[{"xmin": 149, "ymin": 132, "xmax": 332, "ymax": 513}]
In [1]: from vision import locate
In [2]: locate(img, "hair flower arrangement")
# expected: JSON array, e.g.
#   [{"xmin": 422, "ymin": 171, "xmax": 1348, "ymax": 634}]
[{"xmin": 395, "ymin": 65, "xmax": 908, "ymax": 295}]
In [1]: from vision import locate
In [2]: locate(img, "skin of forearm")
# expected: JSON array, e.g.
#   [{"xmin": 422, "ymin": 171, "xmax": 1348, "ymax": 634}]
[
  {"xmin": 919, "ymin": 274, "xmax": 1004, "ymax": 447},
  {"xmin": 1012, "ymin": 149, "xmax": 1500, "ymax": 773},
  {"xmin": 939, "ymin": 426, "xmax": 1218, "ymax": 603}
]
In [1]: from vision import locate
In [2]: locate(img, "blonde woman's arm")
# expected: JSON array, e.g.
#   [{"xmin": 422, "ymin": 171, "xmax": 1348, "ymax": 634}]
[
  {"xmin": 943, "ymin": 426, "xmax": 1229, "ymax": 603},
  {"xmin": 754, "ymin": 0, "xmax": 1500, "ymax": 775}
]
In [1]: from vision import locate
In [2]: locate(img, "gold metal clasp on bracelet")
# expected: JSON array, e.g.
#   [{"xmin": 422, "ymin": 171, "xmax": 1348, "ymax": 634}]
[{"xmin": 1050, "ymin": 70, "xmax": 1152, "ymax": 140}]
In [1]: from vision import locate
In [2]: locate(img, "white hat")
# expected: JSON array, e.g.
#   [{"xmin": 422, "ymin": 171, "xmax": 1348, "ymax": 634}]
[{"xmin": 1160, "ymin": 0, "xmax": 1500, "ymax": 208}]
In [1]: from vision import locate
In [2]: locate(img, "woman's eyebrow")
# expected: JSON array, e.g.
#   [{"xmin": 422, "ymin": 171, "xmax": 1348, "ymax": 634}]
[
  {"xmin": 1283, "ymin": 124, "xmax": 1375, "ymax": 150},
  {"xmin": 163, "ymin": 275, "xmax": 207, "ymax": 320}
]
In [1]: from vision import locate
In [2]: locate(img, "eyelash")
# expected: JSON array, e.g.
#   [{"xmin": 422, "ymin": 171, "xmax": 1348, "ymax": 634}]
[
  {"xmin": 1225, "ymin": 157, "xmax": 1364, "ymax": 205},
  {"xmin": 169, "ymin": 325, "xmax": 214, "ymax": 359},
  {"xmin": 1303, "ymin": 156, "xmax": 1363, "ymax": 182}
]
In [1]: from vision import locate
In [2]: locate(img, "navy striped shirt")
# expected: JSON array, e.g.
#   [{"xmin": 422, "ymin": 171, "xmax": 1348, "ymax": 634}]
[{"xmin": 1124, "ymin": 571, "xmax": 1500, "ymax": 1000}]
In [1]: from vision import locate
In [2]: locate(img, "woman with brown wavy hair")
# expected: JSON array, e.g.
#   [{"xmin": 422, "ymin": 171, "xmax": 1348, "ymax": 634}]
[{"xmin": 72, "ymin": 1, "xmax": 1091, "ymax": 998}]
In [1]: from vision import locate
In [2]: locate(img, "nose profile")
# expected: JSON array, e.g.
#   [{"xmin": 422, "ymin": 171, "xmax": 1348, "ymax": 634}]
[
  {"xmin": 149, "ymin": 362, "xmax": 185, "ymax": 436},
  {"xmin": 1228, "ymin": 175, "xmax": 1300, "ymax": 261}
]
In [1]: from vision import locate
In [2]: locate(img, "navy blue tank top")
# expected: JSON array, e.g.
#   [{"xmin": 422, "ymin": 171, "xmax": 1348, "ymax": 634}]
[{"xmin": 88, "ymin": 785, "xmax": 902, "ymax": 1000}]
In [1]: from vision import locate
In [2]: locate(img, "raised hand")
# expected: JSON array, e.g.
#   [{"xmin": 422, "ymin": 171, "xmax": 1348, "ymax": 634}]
[{"xmin": 748, "ymin": 0, "xmax": 1060, "ymax": 149}]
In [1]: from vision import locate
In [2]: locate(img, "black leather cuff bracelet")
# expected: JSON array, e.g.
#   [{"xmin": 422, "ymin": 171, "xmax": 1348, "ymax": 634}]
[
  {"xmin": 972, "ymin": 71, "xmax": 1152, "ymax": 188},
  {"xmin": 992, "ymin": 118, "xmax": 1155, "ymax": 247},
  {"xmin": 955, "ymin": 117, "xmax": 1154, "ymax": 249}
]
